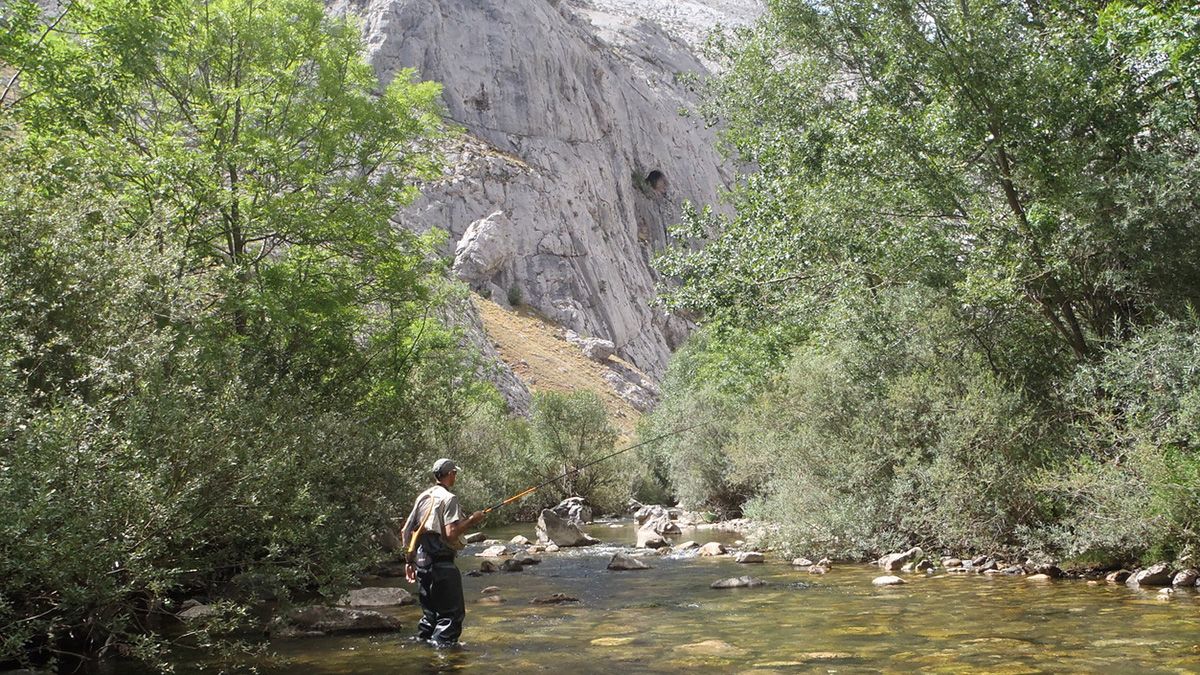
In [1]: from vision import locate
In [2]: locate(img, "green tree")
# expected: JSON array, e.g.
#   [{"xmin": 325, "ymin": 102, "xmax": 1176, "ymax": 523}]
[{"xmin": 527, "ymin": 391, "xmax": 623, "ymax": 512}]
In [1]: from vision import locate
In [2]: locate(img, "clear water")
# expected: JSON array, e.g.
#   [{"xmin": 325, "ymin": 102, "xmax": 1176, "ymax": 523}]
[{"xmin": 169, "ymin": 520, "xmax": 1200, "ymax": 673}]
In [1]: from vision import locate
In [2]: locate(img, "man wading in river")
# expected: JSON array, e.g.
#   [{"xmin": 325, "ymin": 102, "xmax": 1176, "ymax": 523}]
[{"xmin": 401, "ymin": 458, "xmax": 486, "ymax": 647}]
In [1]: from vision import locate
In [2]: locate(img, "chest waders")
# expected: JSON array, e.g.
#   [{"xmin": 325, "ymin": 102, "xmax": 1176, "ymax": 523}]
[{"xmin": 408, "ymin": 497, "xmax": 465, "ymax": 645}]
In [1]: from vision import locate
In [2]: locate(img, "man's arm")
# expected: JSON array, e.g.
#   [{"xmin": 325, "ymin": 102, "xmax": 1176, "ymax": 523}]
[{"xmin": 444, "ymin": 510, "xmax": 486, "ymax": 541}]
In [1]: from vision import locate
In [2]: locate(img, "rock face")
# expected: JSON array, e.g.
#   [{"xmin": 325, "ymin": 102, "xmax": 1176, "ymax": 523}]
[
  {"xmin": 536, "ymin": 508, "xmax": 598, "ymax": 547},
  {"xmin": 329, "ymin": 0, "xmax": 756, "ymax": 379}
]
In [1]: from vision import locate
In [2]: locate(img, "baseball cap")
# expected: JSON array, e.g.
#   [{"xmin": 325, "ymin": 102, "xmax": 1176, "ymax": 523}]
[{"xmin": 432, "ymin": 458, "xmax": 460, "ymax": 477}]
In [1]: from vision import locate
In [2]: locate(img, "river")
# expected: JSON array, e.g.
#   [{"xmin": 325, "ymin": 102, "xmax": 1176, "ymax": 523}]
[{"xmin": 156, "ymin": 519, "xmax": 1199, "ymax": 673}]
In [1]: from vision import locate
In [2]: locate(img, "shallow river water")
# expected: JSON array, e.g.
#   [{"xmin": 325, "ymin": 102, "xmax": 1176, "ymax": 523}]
[{"xmin": 171, "ymin": 520, "xmax": 1200, "ymax": 673}]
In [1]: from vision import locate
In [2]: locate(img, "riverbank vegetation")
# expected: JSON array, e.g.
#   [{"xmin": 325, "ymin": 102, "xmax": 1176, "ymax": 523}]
[{"xmin": 648, "ymin": 0, "xmax": 1200, "ymax": 565}]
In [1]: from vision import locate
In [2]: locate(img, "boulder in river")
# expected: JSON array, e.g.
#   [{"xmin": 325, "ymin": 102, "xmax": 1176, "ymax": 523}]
[
  {"xmin": 536, "ymin": 509, "xmax": 598, "ymax": 547},
  {"xmin": 711, "ymin": 576, "xmax": 766, "ymax": 589},
  {"xmin": 675, "ymin": 540, "xmax": 699, "ymax": 551},
  {"xmin": 735, "ymin": 551, "xmax": 764, "ymax": 564},
  {"xmin": 1105, "ymin": 570, "xmax": 1131, "ymax": 583},
  {"xmin": 878, "ymin": 547, "xmax": 923, "ymax": 571},
  {"xmin": 480, "ymin": 545, "xmax": 510, "ymax": 557},
  {"xmin": 698, "ymin": 542, "xmax": 726, "ymax": 556},
  {"xmin": 636, "ymin": 526, "xmax": 668, "ymax": 549},
  {"xmin": 510, "ymin": 535, "xmax": 531, "ymax": 546},
  {"xmin": 872, "ymin": 576, "xmax": 906, "ymax": 586},
  {"xmin": 792, "ymin": 557, "xmax": 814, "ymax": 567},
  {"xmin": 464, "ymin": 532, "xmax": 488, "ymax": 544},
  {"xmin": 551, "ymin": 496, "xmax": 593, "ymax": 525},
  {"xmin": 339, "ymin": 587, "xmax": 413, "ymax": 607},
  {"xmin": 608, "ymin": 552, "xmax": 652, "ymax": 571},
  {"xmin": 268, "ymin": 606, "xmax": 403, "ymax": 638},
  {"xmin": 1127, "ymin": 562, "xmax": 1174, "ymax": 587},
  {"xmin": 1171, "ymin": 568, "xmax": 1198, "ymax": 587}
]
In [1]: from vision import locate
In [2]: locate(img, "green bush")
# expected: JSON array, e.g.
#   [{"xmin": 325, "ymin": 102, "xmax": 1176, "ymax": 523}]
[{"xmin": 1041, "ymin": 323, "xmax": 1200, "ymax": 563}]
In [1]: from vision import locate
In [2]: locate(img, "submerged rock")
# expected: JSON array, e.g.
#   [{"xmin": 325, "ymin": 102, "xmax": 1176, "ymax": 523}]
[
  {"xmin": 530, "ymin": 593, "xmax": 579, "ymax": 604},
  {"xmin": 608, "ymin": 552, "xmax": 652, "ymax": 571},
  {"xmin": 268, "ymin": 606, "xmax": 402, "ymax": 638},
  {"xmin": 339, "ymin": 587, "xmax": 414, "ymax": 607},
  {"xmin": 711, "ymin": 576, "xmax": 766, "ymax": 589},
  {"xmin": 872, "ymin": 576, "xmax": 906, "ymax": 586}
]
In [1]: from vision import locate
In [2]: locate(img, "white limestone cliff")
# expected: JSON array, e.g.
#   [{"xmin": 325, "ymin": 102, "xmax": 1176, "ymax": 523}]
[{"xmin": 329, "ymin": 0, "xmax": 759, "ymax": 382}]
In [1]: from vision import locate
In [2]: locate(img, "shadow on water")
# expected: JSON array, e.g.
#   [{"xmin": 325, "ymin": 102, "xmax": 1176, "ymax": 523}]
[{"xmin": 143, "ymin": 520, "xmax": 1200, "ymax": 674}]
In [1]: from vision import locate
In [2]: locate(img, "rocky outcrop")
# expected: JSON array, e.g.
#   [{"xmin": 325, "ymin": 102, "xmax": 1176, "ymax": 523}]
[{"xmin": 329, "ymin": 0, "xmax": 755, "ymax": 380}]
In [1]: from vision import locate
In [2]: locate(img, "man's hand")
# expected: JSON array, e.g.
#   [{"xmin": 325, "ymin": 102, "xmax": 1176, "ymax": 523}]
[
  {"xmin": 468, "ymin": 510, "xmax": 486, "ymax": 526},
  {"xmin": 404, "ymin": 562, "xmax": 416, "ymax": 584}
]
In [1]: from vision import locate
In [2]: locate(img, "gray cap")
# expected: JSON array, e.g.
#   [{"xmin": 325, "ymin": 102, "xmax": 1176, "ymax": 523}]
[{"xmin": 432, "ymin": 458, "xmax": 459, "ymax": 477}]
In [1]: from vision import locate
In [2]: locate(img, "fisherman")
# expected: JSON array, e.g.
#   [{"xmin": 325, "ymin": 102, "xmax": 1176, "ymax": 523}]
[{"xmin": 401, "ymin": 458, "xmax": 486, "ymax": 647}]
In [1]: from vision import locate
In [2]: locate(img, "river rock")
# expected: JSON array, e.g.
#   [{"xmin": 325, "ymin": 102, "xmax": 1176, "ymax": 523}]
[
  {"xmin": 550, "ymin": 496, "xmax": 593, "ymax": 525},
  {"xmin": 1172, "ymin": 568, "xmax": 1199, "ymax": 586},
  {"xmin": 711, "ymin": 576, "xmax": 766, "ymax": 589},
  {"xmin": 1127, "ymin": 562, "xmax": 1174, "ymax": 587},
  {"xmin": 1031, "ymin": 563, "xmax": 1063, "ymax": 578},
  {"xmin": 178, "ymin": 603, "xmax": 218, "ymax": 620},
  {"xmin": 479, "ymin": 560, "xmax": 499, "ymax": 573},
  {"xmin": 1157, "ymin": 587, "xmax": 1175, "ymax": 600},
  {"xmin": 675, "ymin": 540, "xmax": 699, "ymax": 551},
  {"xmin": 530, "ymin": 593, "xmax": 579, "ymax": 604},
  {"xmin": 872, "ymin": 576, "xmax": 906, "ymax": 586},
  {"xmin": 480, "ymin": 545, "xmax": 510, "ymax": 557},
  {"xmin": 634, "ymin": 504, "xmax": 669, "ymax": 525},
  {"xmin": 942, "ymin": 558, "xmax": 962, "ymax": 568},
  {"xmin": 499, "ymin": 559, "xmax": 524, "ymax": 572},
  {"xmin": 482, "ymin": 586, "xmax": 500, "ymax": 594},
  {"xmin": 636, "ymin": 525, "xmax": 668, "ymax": 549},
  {"xmin": 999, "ymin": 565, "xmax": 1026, "ymax": 576},
  {"xmin": 675, "ymin": 639, "xmax": 747, "ymax": 657},
  {"xmin": 698, "ymin": 542, "xmax": 726, "ymax": 556},
  {"xmin": 792, "ymin": 557, "xmax": 814, "ymax": 567},
  {"xmin": 512, "ymin": 553, "xmax": 542, "ymax": 565},
  {"xmin": 1027, "ymin": 574, "xmax": 1053, "ymax": 581},
  {"xmin": 479, "ymin": 594, "xmax": 505, "ymax": 604},
  {"xmin": 268, "ymin": 606, "xmax": 403, "ymax": 638},
  {"xmin": 735, "ymin": 551, "xmax": 764, "ymax": 564},
  {"xmin": 536, "ymin": 509, "xmax": 597, "ymax": 547},
  {"xmin": 878, "ymin": 547, "xmax": 923, "ymax": 571},
  {"xmin": 464, "ymin": 532, "xmax": 488, "ymax": 544},
  {"xmin": 808, "ymin": 564, "xmax": 829, "ymax": 575},
  {"xmin": 510, "ymin": 535, "xmax": 531, "ymax": 546},
  {"xmin": 608, "ymin": 552, "xmax": 652, "ymax": 571},
  {"xmin": 546, "ymin": 544, "xmax": 560, "ymax": 553},
  {"xmin": 1105, "ymin": 570, "xmax": 1132, "ymax": 583},
  {"xmin": 339, "ymin": 587, "xmax": 414, "ymax": 607}
]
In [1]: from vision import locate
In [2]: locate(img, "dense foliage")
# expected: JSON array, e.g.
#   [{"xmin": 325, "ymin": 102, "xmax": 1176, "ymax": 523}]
[
  {"xmin": 649, "ymin": 0, "xmax": 1200, "ymax": 562},
  {"xmin": 0, "ymin": 0, "xmax": 513, "ymax": 667}
]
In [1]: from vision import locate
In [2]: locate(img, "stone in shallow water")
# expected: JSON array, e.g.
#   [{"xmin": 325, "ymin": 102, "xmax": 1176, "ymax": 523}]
[
  {"xmin": 608, "ymin": 552, "xmax": 652, "ymax": 570},
  {"xmin": 464, "ymin": 532, "xmax": 487, "ymax": 544},
  {"xmin": 268, "ymin": 606, "xmax": 402, "ymax": 638},
  {"xmin": 872, "ymin": 575, "xmax": 906, "ymax": 586},
  {"xmin": 591, "ymin": 637, "xmax": 636, "ymax": 647},
  {"xmin": 735, "ymin": 551, "xmax": 764, "ymax": 564},
  {"xmin": 674, "ymin": 639, "xmax": 747, "ymax": 657},
  {"xmin": 339, "ymin": 587, "xmax": 414, "ymax": 607},
  {"xmin": 481, "ymin": 586, "xmax": 500, "ymax": 594},
  {"xmin": 710, "ymin": 576, "xmax": 766, "ymax": 589},
  {"xmin": 530, "ymin": 593, "xmax": 579, "ymax": 604},
  {"xmin": 479, "ymin": 545, "xmax": 510, "ymax": 557}
]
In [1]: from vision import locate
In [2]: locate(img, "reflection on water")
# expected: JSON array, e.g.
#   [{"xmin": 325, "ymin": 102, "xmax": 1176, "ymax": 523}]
[{"xmin": 172, "ymin": 521, "xmax": 1200, "ymax": 673}]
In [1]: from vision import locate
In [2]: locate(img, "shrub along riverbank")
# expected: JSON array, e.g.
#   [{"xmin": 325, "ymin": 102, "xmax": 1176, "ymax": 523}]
[{"xmin": 643, "ymin": 0, "xmax": 1200, "ymax": 567}]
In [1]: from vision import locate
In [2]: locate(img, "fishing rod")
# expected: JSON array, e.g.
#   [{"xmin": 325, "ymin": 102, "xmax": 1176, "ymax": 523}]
[{"xmin": 481, "ymin": 419, "xmax": 714, "ymax": 514}]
